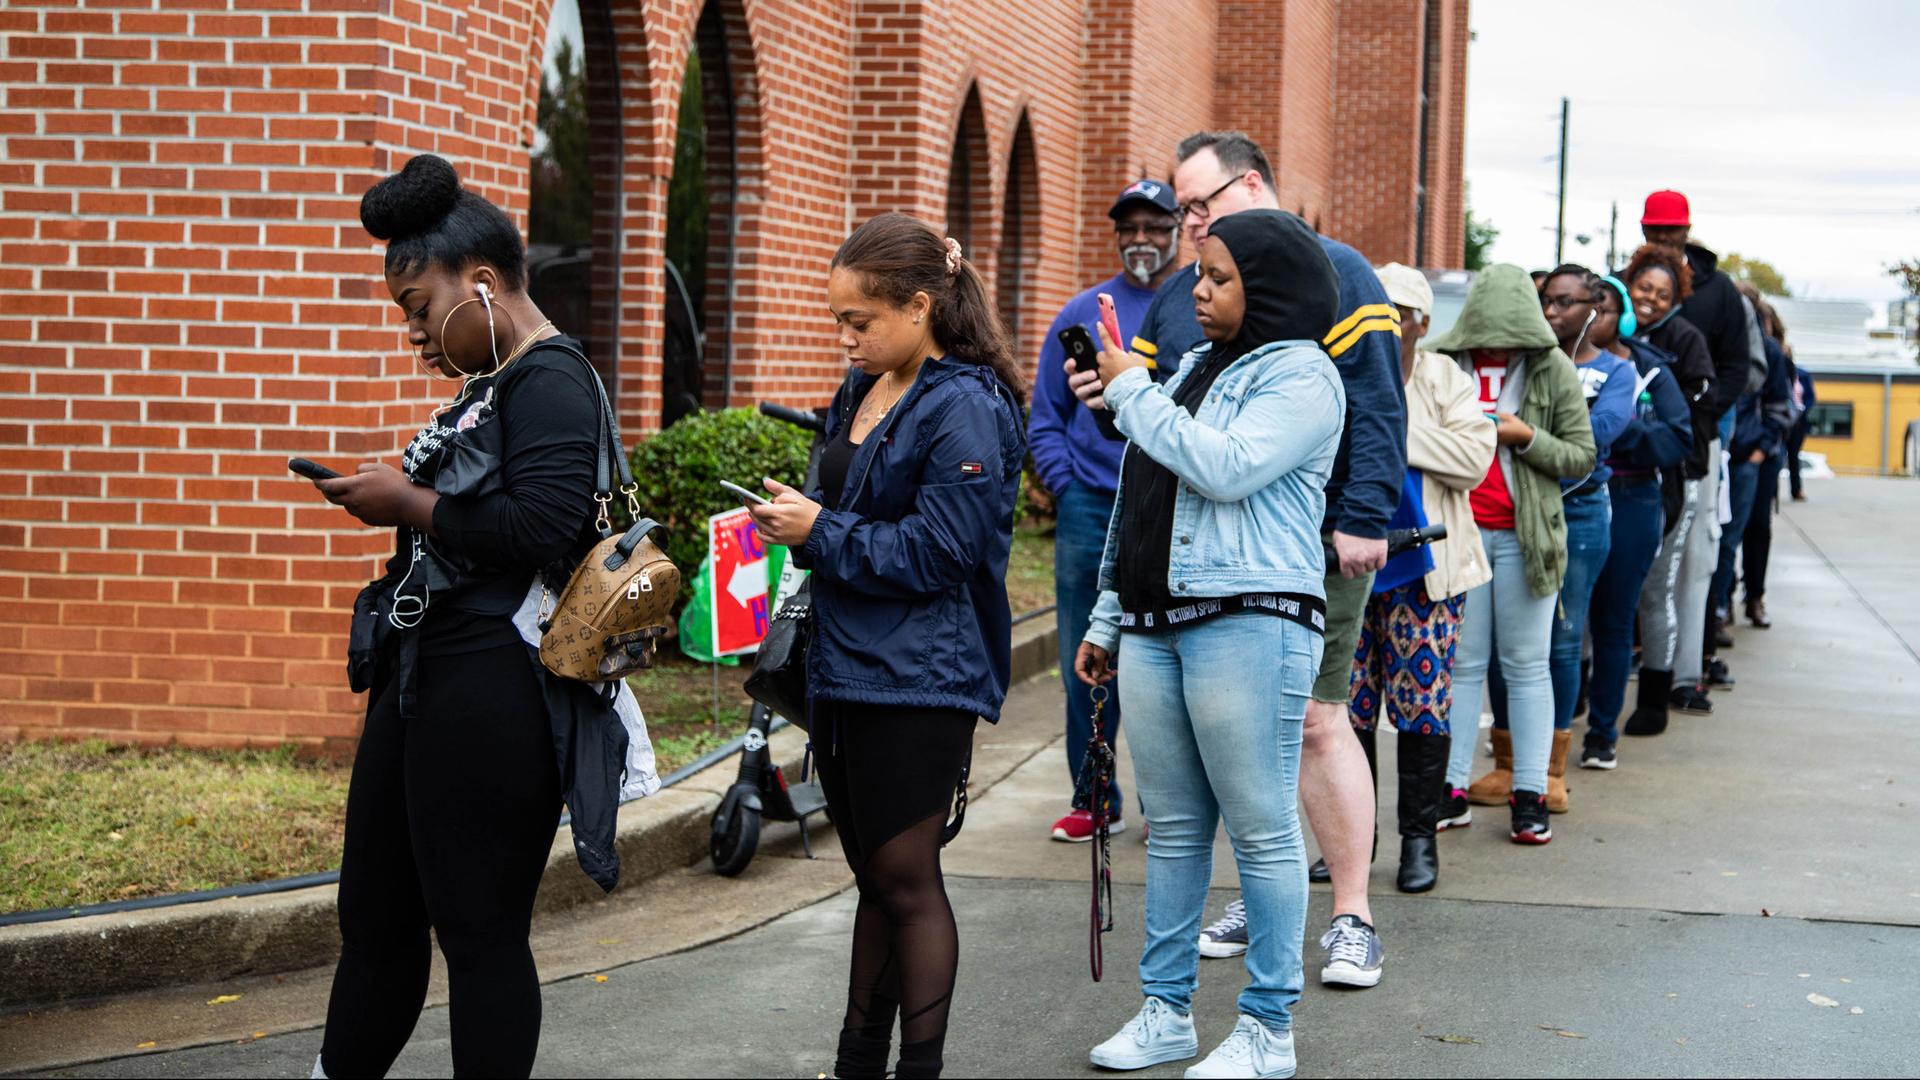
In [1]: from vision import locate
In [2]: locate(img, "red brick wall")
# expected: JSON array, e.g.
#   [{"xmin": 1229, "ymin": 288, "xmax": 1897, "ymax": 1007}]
[
  {"xmin": 0, "ymin": 0, "xmax": 1469, "ymax": 750},
  {"xmin": 1326, "ymin": 0, "xmax": 1423, "ymax": 263}
]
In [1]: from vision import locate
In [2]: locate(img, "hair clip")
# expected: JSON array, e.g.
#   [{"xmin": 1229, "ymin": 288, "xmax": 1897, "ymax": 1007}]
[{"xmin": 943, "ymin": 236, "xmax": 963, "ymax": 275}]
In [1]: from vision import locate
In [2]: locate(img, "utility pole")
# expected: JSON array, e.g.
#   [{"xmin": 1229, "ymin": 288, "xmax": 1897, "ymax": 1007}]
[
  {"xmin": 1607, "ymin": 200, "xmax": 1618, "ymax": 271},
  {"xmin": 1555, "ymin": 96, "xmax": 1569, "ymax": 265}
]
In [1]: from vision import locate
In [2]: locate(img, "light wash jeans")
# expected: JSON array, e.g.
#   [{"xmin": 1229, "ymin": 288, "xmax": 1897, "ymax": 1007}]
[
  {"xmin": 1445, "ymin": 528, "xmax": 1557, "ymax": 795},
  {"xmin": 1119, "ymin": 611, "xmax": 1315, "ymax": 1032}
]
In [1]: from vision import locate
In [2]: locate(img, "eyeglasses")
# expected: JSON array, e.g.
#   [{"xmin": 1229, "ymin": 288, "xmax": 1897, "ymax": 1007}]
[
  {"xmin": 1177, "ymin": 175, "xmax": 1246, "ymax": 222},
  {"xmin": 1542, "ymin": 293, "xmax": 1597, "ymax": 313},
  {"xmin": 1114, "ymin": 222, "xmax": 1177, "ymax": 240}
]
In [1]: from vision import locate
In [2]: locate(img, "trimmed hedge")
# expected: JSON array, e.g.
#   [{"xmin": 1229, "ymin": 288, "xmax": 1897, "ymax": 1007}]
[{"xmin": 622, "ymin": 407, "xmax": 814, "ymax": 584}]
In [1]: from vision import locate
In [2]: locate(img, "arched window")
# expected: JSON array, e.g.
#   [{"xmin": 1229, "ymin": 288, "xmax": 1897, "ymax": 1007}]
[
  {"xmin": 996, "ymin": 111, "xmax": 1038, "ymax": 352},
  {"xmin": 945, "ymin": 85, "xmax": 989, "ymax": 262},
  {"xmin": 661, "ymin": 1, "xmax": 755, "ymax": 426},
  {"xmin": 529, "ymin": 0, "xmax": 619, "ymax": 385}
]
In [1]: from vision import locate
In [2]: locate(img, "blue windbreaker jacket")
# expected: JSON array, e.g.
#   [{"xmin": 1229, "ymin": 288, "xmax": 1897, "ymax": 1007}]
[{"xmin": 794, "ymin": 358, "xmax": 1026, "ymax": 722}]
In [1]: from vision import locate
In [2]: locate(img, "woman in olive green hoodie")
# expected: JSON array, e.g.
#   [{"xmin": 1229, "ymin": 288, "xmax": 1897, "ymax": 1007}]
[{"xmin": 1424, "ymin": 264, "xmax": 1596, "ymax": 844}]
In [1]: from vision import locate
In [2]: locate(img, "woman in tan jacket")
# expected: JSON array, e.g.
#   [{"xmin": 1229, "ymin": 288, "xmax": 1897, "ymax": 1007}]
[{"xmin": 1345, "ymin": 264, "xmax": 1495, "ymax": 892}]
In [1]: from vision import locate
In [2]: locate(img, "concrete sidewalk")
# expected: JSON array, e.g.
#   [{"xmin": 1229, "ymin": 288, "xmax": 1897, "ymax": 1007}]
[{"xmin": 14, "ymin": 476, "xmax": 1920, "ymax": 1077}]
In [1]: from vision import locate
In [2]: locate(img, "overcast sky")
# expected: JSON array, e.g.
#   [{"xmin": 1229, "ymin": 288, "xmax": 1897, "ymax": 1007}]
[{"xmin": 1466, "ymin": 0, "xmax": 1920, "ymax": 307}]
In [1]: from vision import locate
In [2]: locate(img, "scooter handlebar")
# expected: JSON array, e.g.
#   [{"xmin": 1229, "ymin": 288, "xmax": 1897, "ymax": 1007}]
[
  {"xmin": 758, "ymin": 401, "xmax": 827, "ymax": 433},
  {"xmin": 1322, "ymin": 523, "xmax": 1448, "ymax": 571}
]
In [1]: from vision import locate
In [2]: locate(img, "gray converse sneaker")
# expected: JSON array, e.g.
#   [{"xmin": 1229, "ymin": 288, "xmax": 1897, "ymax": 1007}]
[
  {"xmin": 1318, "ymin": 914, "xmax": 1384, "ymax": 988},
  {"xmin": 1183, "ymin": 1014, "xmax": 1296, "ymax": 1079},
  {"xmin": 1197, "ymin": 897, "xmax": 1248, "ymax": 958},
  {"xmin": 1089, "ymin": 996, "xmax": 1199, "ymax": 1071}
]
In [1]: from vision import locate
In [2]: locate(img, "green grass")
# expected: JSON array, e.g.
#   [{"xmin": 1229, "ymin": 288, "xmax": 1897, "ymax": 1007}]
[
  {"xmin": 1007, "ymin": 522, "xmax": 1057, "ymax": 616},
  {"xmin": 0, "ymin": 740, "xmax": 350, "ymax": 914},
  {"xmin": 625, "ymin": 652, "xmax": 757, "ymax": 774}
]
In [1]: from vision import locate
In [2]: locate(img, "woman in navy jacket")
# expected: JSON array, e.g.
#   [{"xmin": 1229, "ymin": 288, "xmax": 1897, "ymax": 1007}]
[{"xmin": 747, "ymin": 213, "xmax": 1025, "ymax": 1080}]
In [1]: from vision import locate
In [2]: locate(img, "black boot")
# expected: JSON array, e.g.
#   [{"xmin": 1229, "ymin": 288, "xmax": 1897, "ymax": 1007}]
[
  {"xmin": 1573, "ymin": 657, "xmax": 1592, "ymax": 718},
  {"xmin": 1396, "ymin": 733, "xmax": 1448, "ymax": 893},
  {"xmin": 1311, "ymin": 727, "xmax": 1379, "ymax": 884},
  {"xmin": 835, "ymin": 1028, "xmax": 892, "ymax": 1079},
  {"xmin": 895, "ymin": 1036, "xmax": 946, "ymax": 1079},
  {"xmin": 1624, "ymin": 668, "xmax": 1673, "ymax": 736}
]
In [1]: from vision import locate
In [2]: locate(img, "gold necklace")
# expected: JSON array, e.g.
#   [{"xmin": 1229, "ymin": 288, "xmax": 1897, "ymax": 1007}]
[
  {"xmin": 435, "ymin": 320, "xmax": 556, "ymax": 419},
  {"xmin": 865, "ymin": 370, "xmax": 910, "ymax": 424}
]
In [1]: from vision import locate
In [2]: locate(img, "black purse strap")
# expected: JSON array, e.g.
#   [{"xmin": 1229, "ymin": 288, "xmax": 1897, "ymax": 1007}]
[{"xmin": 532, "ymin": 339, "xmax": 636, "ymax": 534}]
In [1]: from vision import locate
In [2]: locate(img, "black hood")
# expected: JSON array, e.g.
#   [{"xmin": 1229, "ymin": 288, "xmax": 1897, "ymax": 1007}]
[
  {"xmin": 1685, "ymin": 241, "xmax": 1720, "ymax": 280},
  {"xmin": 1207, "ymin": 209, "xmax": 1340, "ymax": 360}
]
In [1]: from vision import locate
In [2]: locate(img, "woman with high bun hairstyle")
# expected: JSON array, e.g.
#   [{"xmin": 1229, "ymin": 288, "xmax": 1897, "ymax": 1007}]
[
  {"xmin": 304, "ymin": 154, "xmax": 656, "ymax": 1078},
  {"xmin": 745, "ymin": 212, "xmax": 1026, "ymax": 1078}
]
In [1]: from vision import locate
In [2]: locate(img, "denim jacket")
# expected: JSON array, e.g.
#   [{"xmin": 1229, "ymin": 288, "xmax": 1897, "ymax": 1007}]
[{"xmin": 1082, "ymin": 338, "xmax": 1345, "ymax": 653}]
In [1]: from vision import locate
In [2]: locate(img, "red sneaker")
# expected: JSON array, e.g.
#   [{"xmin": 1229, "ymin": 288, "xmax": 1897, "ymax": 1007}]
[{"xmin": 1049, "ymin": 808, "xmax": 1127, "ymax": 843}]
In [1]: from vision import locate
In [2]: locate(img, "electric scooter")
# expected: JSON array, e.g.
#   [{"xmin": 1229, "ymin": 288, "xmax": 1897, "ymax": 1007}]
[{"xmin": 709, "ymin": 402, "xmax": 832, "ymax": 876}]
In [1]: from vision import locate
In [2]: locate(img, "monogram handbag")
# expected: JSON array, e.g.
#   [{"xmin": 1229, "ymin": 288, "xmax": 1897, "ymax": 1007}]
[
  {"xmin": 743, "ymin": 579, "xmax": 812, "ymax": 730},
  {"xmin": 536, "ymin": 346, "xmax": 681, "ymax": 681}
]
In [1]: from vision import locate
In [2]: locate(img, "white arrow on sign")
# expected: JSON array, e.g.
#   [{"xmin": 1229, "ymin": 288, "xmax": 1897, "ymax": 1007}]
[{"xmin": 725, "ymin": 557, "xmax": 769, "ymax": 607}]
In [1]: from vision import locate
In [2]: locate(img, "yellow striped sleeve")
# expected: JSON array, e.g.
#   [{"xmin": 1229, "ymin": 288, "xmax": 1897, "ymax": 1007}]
[
  {"xmin": 1324, "ymin": 315, "xmax": 1402, "ymax": 359},
  {"xmin": 1323, "ymin": 303, "xmax": 1400, "ymax": 346},
  {"xmin": 1130, "ymin": 336, "xmax": 1158, "ymax": 356}
]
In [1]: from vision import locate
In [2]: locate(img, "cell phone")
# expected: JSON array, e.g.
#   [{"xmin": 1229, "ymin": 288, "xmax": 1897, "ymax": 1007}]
[
  {"xmin": 1059, "ymin": 325, "xmax": 1099, "ymax": 374},
  {"xmin": 288, "ymin": 457, "xmax": 341, "ymax": 481},
  {"xmin": 1096, "ymin": 292, "xmax": 1124, "ymax": 351},
  {"xmin": 719, "ymin": 480, "xmax": 769, "ymax": 506}
]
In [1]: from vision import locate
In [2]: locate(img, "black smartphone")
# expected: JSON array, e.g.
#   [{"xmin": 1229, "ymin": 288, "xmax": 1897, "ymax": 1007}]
[
  {"xmin": 288, "ymin": 457, "xmax": 342, "ymax": 482},
  {"xmin": 1059, "ymin": 325, "xmax": 1100, "ymax": 374}
]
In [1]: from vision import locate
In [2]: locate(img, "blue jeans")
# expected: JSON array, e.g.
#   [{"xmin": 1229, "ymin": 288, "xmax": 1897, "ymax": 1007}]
[
  {"xmin": 1490, "ymin": 485, "xmax": 1610, "ymax": 732},
  {"xmin": 1585, "ymin": 478, "xmax": 1664, "ymax": 749},
  {"xmin": 1056, "ymin": 482, "xmax": 1123, "ymax": 812},
  {"xmin": 1446, "ymin": 528, "xmax": 1557, "ymax": 794},
  {"xmin": 1710, "ymin": 457, "xmax": 1760, "ymax": 617},
  {"xmin": 1119, "ymin": 612, "xmax": 1314, "ymax": 1031}
]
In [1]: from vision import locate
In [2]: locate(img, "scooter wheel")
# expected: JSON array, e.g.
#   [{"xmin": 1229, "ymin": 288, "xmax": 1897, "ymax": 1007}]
[{"xmin": 710, "ymin": 801, "xmax": 761, "ymax": 877}]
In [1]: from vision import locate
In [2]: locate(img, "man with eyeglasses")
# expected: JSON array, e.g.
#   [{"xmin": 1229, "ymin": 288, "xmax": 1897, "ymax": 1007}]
[
  {"xmin": 1030, "ymin": 177, "xmax": 1182, "ymax": 843},
  {"xmin": 1070, "ymin": 131, "xmax": 1407, "ymax": 993}
]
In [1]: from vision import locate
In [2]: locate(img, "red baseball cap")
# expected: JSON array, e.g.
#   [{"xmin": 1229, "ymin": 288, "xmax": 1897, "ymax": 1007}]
[{"xmin": 1641, "ymin": 190, "xmax": 1691, "ymax": 227}]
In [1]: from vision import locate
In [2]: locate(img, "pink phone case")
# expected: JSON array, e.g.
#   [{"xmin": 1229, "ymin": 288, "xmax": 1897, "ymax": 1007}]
[{"xmin": 1096, "ymin": 292, "xmax": 1123, "ymax": 349}]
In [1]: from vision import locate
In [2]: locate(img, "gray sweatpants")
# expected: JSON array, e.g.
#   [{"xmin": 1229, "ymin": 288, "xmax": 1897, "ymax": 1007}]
[{"xmin": 1639, "ymin": 439, "xmax": 1721, "ymax": 679}]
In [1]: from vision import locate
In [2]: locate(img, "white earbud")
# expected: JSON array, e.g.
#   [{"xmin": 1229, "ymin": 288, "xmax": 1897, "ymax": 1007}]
[{"xmin": 476, "ymin": 282, "xmax": 492, "ymax": 311}]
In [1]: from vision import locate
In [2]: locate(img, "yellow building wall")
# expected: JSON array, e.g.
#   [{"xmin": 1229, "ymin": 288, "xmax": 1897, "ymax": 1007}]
[{"xmin": 1802, "ymin": 375, "xmax": 1920, "ymax": 475}]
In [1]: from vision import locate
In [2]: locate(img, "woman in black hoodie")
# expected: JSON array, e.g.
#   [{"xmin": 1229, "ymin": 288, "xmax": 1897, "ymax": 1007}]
[{"xmin": 1080, "ymin": 210, "xmax": 1344, "ymax": 1079}]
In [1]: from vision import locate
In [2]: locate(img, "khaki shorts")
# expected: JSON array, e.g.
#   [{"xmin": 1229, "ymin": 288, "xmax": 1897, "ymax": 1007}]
[{"xmin": 1311, "ymin": 569, "xmax": 1376, "ymax": 703}]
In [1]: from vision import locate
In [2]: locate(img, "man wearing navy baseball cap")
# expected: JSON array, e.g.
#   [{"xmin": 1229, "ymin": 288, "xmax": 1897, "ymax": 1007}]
[{"xmin": 1028, "ymin": 178, "xmax": 1181, "ymax": 844}]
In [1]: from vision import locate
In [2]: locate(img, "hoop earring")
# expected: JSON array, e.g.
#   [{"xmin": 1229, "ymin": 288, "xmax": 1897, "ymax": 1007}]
[{"xmin": 438, "ymin": 296, "xmax": 504, "ymax": 378}]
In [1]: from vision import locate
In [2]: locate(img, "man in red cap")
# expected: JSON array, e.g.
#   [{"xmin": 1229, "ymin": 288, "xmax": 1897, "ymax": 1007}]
[{"xmin": 1638, "ymin": 188, "xmax": 1765, "ymax": 711}]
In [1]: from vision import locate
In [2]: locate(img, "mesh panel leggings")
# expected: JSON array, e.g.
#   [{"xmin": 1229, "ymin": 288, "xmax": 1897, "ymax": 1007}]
[
  {"xmin": 319, "ymin": 643, "xmax": 562, "ymax": 1079},
  {"xmin": 812, "ymin": 701, "xmax": 977, "ymax": 1079}
]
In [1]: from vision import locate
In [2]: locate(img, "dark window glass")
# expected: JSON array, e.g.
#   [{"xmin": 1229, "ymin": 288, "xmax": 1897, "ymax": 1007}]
[{"xmin": 1807, "ymin": 402, "xmax": 1853, "ymax": 439}]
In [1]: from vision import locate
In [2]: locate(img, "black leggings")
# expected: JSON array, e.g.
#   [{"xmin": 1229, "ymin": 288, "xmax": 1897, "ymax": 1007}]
[
  {"xmin": 813, "ymin": 701, "xmax": 976, "ymax": 1079},
  {"xmin": 320, "ymin": 643, "xmax": 561, "ymax": 1078}
]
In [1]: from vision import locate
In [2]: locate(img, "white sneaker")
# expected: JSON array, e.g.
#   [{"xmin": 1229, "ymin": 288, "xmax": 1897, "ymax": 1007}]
[
  {"xmin": 1089, "ymin": 996, "xmax": 1199, "ymax": 1070},
  {"xmin": 1183, "ymin": 1014, "xmax": 1296, "ymax": 1079}
]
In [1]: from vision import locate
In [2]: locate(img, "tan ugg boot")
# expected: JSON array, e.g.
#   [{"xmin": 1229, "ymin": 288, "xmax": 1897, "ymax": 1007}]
[
  {"xmin": 1545, "ymin": 729, "xmax": 1572, "ymax": 814},
  {"xmin": 1466, "ymin": 728, "xmax": 1512, "ymax": 806}
]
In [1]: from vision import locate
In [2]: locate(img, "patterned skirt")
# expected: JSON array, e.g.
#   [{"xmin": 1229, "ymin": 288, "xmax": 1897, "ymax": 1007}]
[{"xmin": 1348, "ymin": 580, "xmax": 1465, "ymax": 735}]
